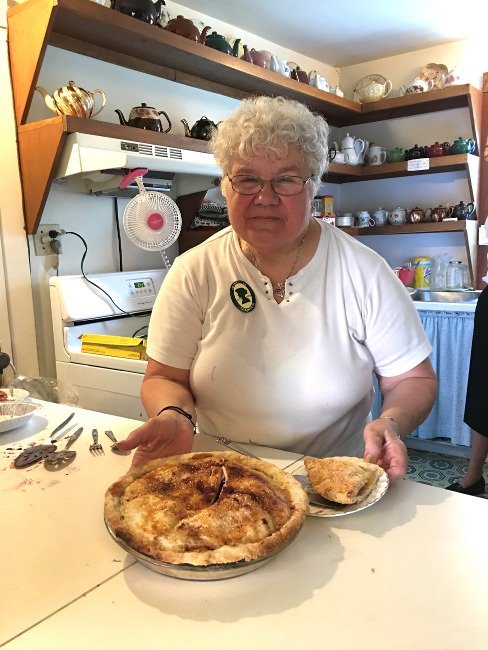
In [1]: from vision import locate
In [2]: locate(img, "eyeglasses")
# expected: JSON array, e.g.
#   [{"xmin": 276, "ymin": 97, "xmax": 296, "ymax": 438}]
[{"xmin": 227, "ymin": 174, "xmax": 310, "ymax": 196}]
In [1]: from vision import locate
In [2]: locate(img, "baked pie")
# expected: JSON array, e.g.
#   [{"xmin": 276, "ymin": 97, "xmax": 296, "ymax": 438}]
[
  {"xmin": 105, "ymin": 451, "xmax": 308, "ymax": 566},
  {"xmin": 304, "ymin": 456, "xmax": 382, "ymax": 505}
]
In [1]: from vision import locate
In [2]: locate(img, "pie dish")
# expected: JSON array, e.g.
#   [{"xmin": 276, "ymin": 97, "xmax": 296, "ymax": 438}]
[{"xmin": 104, "ymin": 451, "xmax": 308, "ymax": 574}]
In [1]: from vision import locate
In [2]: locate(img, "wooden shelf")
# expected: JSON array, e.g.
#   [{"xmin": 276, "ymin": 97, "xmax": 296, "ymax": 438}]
[
  {"xmin": 6, "ymin": 0, "xmax": 483, "ymax": 241},
  {"xmin": 340, "ymin": 220, "xmax": 474, "ymax": 237},
  {"xmin": 7, "ymin": 0, "xmax": 482, "ymax": 129},
  {"xmin": 326, "ymin": 153, "xmax": 479, "ymax": 184},
  {"xmin": 7, "ymin": 0, "xmax": 360, "ymax": 128},
  {"xmin": 341, "ymin": 219, "xmax": 479, "ymax": 288}
]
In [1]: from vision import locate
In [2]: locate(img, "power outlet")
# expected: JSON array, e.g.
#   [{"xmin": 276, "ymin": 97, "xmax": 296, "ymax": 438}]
[{"xmin": 33, "ymin": 224, "xmax": 62, "ymax": 256}]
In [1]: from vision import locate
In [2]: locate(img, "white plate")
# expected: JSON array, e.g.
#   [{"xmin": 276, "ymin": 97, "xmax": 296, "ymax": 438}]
[
  {"xmin": 292, "ymin": 468, "xmax": 389, "ymax": 518},
  {"xmin": 0, "ymin": 388, "xmax": 30, "ymax": 403},
  {"xmin": 0, "ymin": 402, "xmax": 39, "ymax": 434}
]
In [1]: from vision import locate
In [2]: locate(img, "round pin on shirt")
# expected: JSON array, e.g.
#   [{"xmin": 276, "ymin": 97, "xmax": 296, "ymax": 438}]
[{"xmin": 230, "ymin": 280, "xmax": 256, "ymax": 312}]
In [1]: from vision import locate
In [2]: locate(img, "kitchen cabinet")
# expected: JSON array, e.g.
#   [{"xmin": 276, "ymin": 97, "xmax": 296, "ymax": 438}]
[{"xmin": 7, "ymin": 0, "xmax": 483, "ymax": 265}]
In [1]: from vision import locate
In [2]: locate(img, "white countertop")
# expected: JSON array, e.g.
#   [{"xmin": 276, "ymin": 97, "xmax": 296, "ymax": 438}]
[{"xmin": 1, "ymin": 400, "xmax": 488, "ymax": 649}]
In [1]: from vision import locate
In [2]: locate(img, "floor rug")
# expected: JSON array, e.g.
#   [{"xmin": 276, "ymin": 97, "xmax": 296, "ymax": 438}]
[{"xmin": 407, "ymin": 448, "xmax": 488, "ymax": 499}]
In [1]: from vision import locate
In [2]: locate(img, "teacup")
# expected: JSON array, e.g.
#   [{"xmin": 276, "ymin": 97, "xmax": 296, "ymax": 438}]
[
  {"xmin": 356, "ymin": 211, "xmax": 374, "ymax": 227},
  {"xmin": 333, "ymin": 151, "xmax": 349, "ymax": 164},
  {"xmin": 402, "ymin": 78, "xmax": 434, "ymax": 94}
]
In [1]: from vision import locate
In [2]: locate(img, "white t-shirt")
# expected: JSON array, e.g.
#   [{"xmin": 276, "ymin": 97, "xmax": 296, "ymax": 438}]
[{"xmin": 147, "ymin": 221, "xmax": 431, "ymax": 457}]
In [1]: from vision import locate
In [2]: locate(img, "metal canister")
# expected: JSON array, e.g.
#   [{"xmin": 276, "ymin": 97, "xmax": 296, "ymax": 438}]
[{"xmin": 412, "ymin": 256, "xmax": 433, "ymax": 289}]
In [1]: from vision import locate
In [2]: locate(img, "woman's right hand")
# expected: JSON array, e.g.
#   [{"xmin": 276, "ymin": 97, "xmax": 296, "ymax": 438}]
[{"xmin": 116, "ymin": 411, "xmax": 194, "ymax": 466}]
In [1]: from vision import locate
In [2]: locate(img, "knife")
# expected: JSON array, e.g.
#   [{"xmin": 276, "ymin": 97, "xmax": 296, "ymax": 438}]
[
  {"xmin": 65, "ymin": 426, "xmax": 83, "ymax": 449},
  {"xmin": 49, "ymin": 412, "xmax": 76, "ymax": 442}
]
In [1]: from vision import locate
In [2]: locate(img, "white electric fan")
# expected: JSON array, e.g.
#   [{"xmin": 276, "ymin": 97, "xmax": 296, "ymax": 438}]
[{"xmin": 120, "ymin": 168, "xmax": 182, "ymax": 269}]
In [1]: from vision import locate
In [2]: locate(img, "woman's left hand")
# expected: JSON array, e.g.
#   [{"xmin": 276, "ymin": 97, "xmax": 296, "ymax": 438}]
[{"xmin": 363, "ymin": 419, "xmax": 408, "ymax": 481}]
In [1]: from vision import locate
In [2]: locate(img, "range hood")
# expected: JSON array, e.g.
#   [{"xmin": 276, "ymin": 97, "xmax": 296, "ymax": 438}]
[{"xmin": 54, "ymin": 132, "xmax": 221, "ymax": 196}]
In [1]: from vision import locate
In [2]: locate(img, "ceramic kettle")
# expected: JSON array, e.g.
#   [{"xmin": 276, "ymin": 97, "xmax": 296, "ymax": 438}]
[
  {"xmin": 449, "ymin": 137, "xmax": 476, "ymax": 155},
  {"xmin": 111, "ymin": 0, "xmax": 164, "ymax": 25},
  {"xmin": 35, "ymin": 80, "xmax": 106, "ymax": 118},
  {"xmin": 406, "ymin": 207, "xmax": 426, "ymax": 223},
  {"xmin": 451, "ymin": 200, "xmax": 475, "ymax": 220},
  {"xmin": 115, "ymin": 103, "xmax": 172, "ymax": 132},
  {"xmin": 205, "ymin": 32, "xmax": 241, "ymax": 56},
  {"xmin": 181, "ymin": 116, "xmax": 220, "ymax": 140},
  {"xmin": 164, "ymin": 15, "xmax": 211, "ymax": 42}
]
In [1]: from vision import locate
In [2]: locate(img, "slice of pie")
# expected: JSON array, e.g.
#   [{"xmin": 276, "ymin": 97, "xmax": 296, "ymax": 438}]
[
  {"xmin": 105, "ymin": 451, "xmax": 308, "ymax": 566},
  {"xmin": 304, "ymin": 456, "xmax": 382, "ymax": 505}
]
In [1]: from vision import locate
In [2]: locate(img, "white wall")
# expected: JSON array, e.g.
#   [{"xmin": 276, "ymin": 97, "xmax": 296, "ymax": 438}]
[{"xmin": 0, "ymin": 21, "xmax": 39, "ymax": 380}]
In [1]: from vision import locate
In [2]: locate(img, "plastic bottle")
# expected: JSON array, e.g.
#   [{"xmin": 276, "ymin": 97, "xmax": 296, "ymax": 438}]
[{"xmin": 412, "ymin": 256, "xmax": 433, "ymax": 289}]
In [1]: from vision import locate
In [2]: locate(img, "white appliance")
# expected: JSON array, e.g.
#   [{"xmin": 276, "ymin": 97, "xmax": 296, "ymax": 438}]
[
  {"xmin": 49, "ymin": 269, "xmax": 167, "ymax": 420},
  {"xmin": 53, "ymin": 132, "xmax": 221, "ymax": 195}
]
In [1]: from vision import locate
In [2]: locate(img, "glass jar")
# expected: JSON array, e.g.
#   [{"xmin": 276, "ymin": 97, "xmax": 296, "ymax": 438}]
[{"xmin": 446, "ymin": 260, "xmax": 464, "ymax": 290}]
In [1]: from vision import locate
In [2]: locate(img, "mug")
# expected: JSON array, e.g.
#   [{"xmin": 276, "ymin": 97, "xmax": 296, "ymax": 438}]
[
  {"xmin": 356, "ymin": 211, "xmax": 374, "ymax": 227},
  {"xmin": 368, "ymin": 146, "xmax": 387, "ymax": 166}
]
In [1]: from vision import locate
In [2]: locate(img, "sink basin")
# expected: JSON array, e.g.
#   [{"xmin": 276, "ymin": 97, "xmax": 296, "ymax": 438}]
[{"xmin": 412, "ymin": 290, "xmax": 481, "ymax": 303}]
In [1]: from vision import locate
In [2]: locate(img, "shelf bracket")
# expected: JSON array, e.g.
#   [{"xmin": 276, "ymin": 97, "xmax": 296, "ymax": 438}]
[{"xmin": 17, "ymin": 116, "xmax": 67, "ymax": 234}]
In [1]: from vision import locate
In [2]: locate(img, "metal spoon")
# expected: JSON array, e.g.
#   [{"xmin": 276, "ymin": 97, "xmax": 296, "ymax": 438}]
[
  {"xmin": 44, "ymin": 427, "xmax": 83, "ymax": 471},
  {"xmin": 104, "ymin": 430, "xmax": 131, "ymax": 455},
  {"xmin": 292, "ymin": 474, "xmax": 344, "ymax": 510}
]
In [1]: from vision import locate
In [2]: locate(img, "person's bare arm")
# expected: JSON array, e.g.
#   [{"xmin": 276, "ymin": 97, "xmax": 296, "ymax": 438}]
[
  {"xmin": 364, "ymin": 358, "xmax": 437, "ymax": 480},
  {"xmin": 117, "ymin": 358, "xmax": 197, "ymax": 465}
]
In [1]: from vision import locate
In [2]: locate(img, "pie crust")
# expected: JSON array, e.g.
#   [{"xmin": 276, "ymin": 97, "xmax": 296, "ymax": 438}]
[
  {"xmin": 304, "ymin": 456, "xmax": 382, "ymax": 505},
  {"xmin": 105, "ymin": 451, "xmax": 309, "ymax": 566}
]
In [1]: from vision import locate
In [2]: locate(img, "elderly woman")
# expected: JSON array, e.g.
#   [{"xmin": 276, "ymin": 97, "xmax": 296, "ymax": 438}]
[{"xmin": 118, "ymin": 96, "xmax": 437, "ymax": 479}]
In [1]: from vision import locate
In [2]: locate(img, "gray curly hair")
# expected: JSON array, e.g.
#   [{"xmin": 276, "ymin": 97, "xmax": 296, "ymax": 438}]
[{"xmin": 210, "ymin": 96, "xmax": 329, "ymax": 191}]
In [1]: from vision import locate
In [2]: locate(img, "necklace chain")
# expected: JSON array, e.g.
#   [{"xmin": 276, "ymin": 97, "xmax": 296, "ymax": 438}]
[{"xmin": 247, "ymin": 230, "xmax": 308, "ymax": 299}]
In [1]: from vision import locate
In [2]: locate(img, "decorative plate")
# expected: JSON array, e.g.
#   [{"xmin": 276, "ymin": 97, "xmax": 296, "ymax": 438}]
[
  {"xmin": 292, "ymin": 469, "xmax": 389, "ymax": 518},
  {"xmin": 419, "ymin": 63, "xmax": 448, "ymax": 90}
]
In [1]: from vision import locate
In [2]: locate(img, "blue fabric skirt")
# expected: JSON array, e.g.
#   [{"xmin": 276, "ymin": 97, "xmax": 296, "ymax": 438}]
[{"xmin": 372, "ymin": 310, "xmax": 474, "ymax": 446}]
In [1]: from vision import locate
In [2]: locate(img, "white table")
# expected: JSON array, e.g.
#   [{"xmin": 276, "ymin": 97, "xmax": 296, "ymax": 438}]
[{"xmin": 1, "ymin": 400, "xmax": 487, "ymax": 649}]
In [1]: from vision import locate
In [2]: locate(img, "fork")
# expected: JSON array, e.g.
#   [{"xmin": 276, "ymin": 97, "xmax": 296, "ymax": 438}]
[
  {"xmin": 89, "ymin": 429, "xmax": 104, "ymax": 455},
  {"xmin": 215, "ymin": 436, "xmax": 262, "ymax": 460}
]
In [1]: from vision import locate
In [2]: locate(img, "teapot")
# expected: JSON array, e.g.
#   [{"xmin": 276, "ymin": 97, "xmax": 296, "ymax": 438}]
[
  {"xmin": 241, "ymin": 47, "xmax": 267, "ymax": 68},
  {"xmin": 164, "ymin": 15, "xmax": 211, "ymax": 42},
  {"xmin": 354, "ymin": 77, "xmax": 392, "ymax": 103},
  {"xmin": 425, "ymin": 141, "xmax": 450, "ymax": 157},
  {"xmin": 35, "ymin": 80, "xmax": 106, "ymax": 118},
  {"xmin": 290, "ymin": 66, "xmax": 309, "ymax": 84},
  {"xmin": 111, "ymin": 0, "xmax": 164, "ymax": 25},
  {"xmin": 205, "ymin": 32, "xmax": 241, "ymax": 56},
  {"xmin": 340, "ymin": 133, "xmax": 366, "ymax": 166},
  {"xmin": 449, "ymin": 136, "xmax": 476, "ymax": 155},
  {"xmin": 389, "ymin": 206, "xmax": 406, "ymax": 225},
  {"xmin": 387, "ymin": 147, "xmax": 405, "ymax": 163},
  {"xmin": 427, "ymin": 204, "xmax": 453, "ymax": 222},
  {"xmin": 373, "ymin": 207, "xmax": 390, "ymax": 226},
  {"xmin": 451, "ymin": 200, "xmax": 475, "ymax": 220},
  {"xmin": 270, "ymin": 55, "xmax": 290, "ymax": 76},
  {"xmin": 405, "ymin": 144, "xmax": 426, "ymax": 160},
  {"xmin": 329, "ymin": 86, "xmax": 344, "ymax": 97},
  {"xmin": 406, "ymin": 207, "xmax": 426, "ymax": 224},
  {"xmin": 308, "ymin": 71, "xmax": 329, "ymax": 91},
  {"xmin": 181, "ymin": 116, "xmax": 220, "ymax": 140},
  {"xmin": 115, "ymin": 103, "xmax": 171, "ymax": 132}
]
